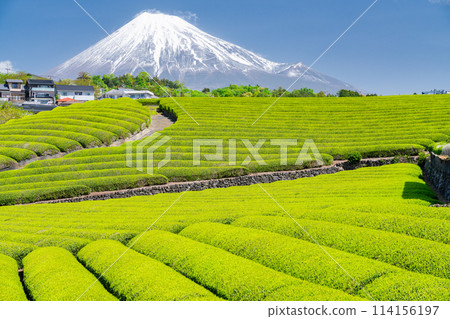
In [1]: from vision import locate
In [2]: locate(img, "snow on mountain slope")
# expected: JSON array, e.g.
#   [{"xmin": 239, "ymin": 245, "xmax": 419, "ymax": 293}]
[{"xmin": 49, "ymin": 12, "xmax": 358, "ymax": 92}]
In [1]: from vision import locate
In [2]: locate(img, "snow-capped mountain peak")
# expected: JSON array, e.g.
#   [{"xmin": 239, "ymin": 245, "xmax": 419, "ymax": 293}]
[{"xmin": 49, "ymin": 12, "xmax": 357, "ymax": 92}]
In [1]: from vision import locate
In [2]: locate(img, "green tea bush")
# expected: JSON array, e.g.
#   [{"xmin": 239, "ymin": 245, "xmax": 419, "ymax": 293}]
[
  {"xmin": 131, "ymin": 230, "xmax": 362, "ymax": 301},
  {"xmin": 0, "ymin": 230, "xmax": 91, "ymax": 254},
  {"xmin": 0, "ymin": 161, "xmax": 134, "ymax": 178},
  {"xmin": 296, "ymin": 206, "xmax": 449, "ymax": 244},
  {"xmin": 73, "ymin": 174, "xmax": 168, "ymax": 192},
  {"xmin": 0, "ymin": 141, "xmax": 59, "ymax": 156},
  {"xmin": 346, "ymin": 151, "xmax": 362, "ymax": 164},
  {"xmin": 0, "ymin": 172, "xmax": 167, "ymax": 205},
  {"xmin": 63, "ymin": 112, "xmax": 144, "ymax": 131},
  {"xmin": 0, "ymin": 154, "xmax": 16, "ymax": 170},
  {"xmin": 0, "ymin": 241, "xmax": 36, "ymax": 267},
  {"xmin": 21, "ymin": 113, "xmax": 140, "ymax": 135},
  {"xmin": 0, "ymin": 224, "xmax": 137, "ymax": 244},
  {"xmin": 0, "ymin": 168, "xmax": 148, "ymax": 186},
  {"xmin": 51, "ymin": 109, "xmax": 148, "ymax": 128},
  {"xmin": 232, "ymin": 216, "xmax": 450, "ymax": 279},
  {"xmin": 16, "ymin": 117, "xmax": 131, "ymax": 139},
  {"xmin": 23, "ymin": 247, "xmax": 117, "ymax": 301},
  {"xmin": 137, "ymin": 98, "xmax": 160, "ymax": 106},
  {"xmin": 0, "ymin": 185, "xmax": 91, "ymax": 206},
  {"xmin": 0, "ymin": 147, "xmax": 36, "ymax": 162},
  {"xmin": 180, "ymin": 223, "xmax": 450, "ymax": 301},
  {"xmin": 0, "ymin": 254, "xmax": 27, "ymax": 301},
  {"xmin": 78, "ymin": 240, "xmax": 221, "ymax": 301},
  {"xmin": 0, "ymin": 134, "xmax": 82, "ymax": 152},
  {"xmin": 0, "ymin": 127, "xmax": 105, "ymax": 147}
]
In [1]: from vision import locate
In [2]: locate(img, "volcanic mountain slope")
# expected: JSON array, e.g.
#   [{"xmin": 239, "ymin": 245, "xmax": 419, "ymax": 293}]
[{"xmin": 49, "ymin": 12, "xmax": 359, "ymax": 92}]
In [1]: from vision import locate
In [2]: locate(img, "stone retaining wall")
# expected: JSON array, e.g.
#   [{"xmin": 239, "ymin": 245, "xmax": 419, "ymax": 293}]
[
  {"xmin": 424, "ymin": 153, "xmax": 450, "ymax": 203},
  {"xmin": 37, "ymin": 157, "xmax": 417, "ymax": 205}
]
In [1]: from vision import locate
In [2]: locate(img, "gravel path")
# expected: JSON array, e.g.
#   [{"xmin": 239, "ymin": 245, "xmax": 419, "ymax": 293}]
[{"xmin": 110, "ymin": 113, "xmax": 174, "ymax": 147}]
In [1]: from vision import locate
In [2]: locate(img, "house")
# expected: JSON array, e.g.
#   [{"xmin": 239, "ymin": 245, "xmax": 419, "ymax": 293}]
[
  {"xmin": 55, "ymin": 85, "xmax": 95, "ymax": 102},
  {"xmin": 0, "ymin": 79, "xmax": 26, "ymax": 102},
  {"xmin": 26, "ymin": 79, "xmax": 56, "ymax": 104},
  {"xmin": 103, "ymin": 88, "xmax": 157, "ymax": 100}
]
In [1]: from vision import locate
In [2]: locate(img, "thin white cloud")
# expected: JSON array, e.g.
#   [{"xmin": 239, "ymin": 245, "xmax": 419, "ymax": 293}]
[
  {"xmin": 174, "ymin": 11, "xmax": 198, "ymax": 23},
  {"xmin": 0, "ymin": 61, "xmax": 14, "ymax": 73},
  {"xmin": 134, "ymin": 9, "xmax": 198, "ymax": 24},
  {"xmin": 135, "ymin": 9, "xmax": 162, "ymax": 18}
]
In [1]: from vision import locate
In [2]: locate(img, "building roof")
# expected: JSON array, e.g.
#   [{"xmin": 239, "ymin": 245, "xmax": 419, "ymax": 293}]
[
  {"xmin": 27, "ymin": 79, "xmax": 55, "ymax": 86},
  {"xmin": 105, "ymin": 88, "xmax": 155, "ymax": 96},
  {"xmin": 57, "ymin": 97, "xmax": 77, "ymax": 102},
  {"xmin": 56, "ymin": 85, "xmax": 95, "ymax": 92},
  {"xmin": 5, "ymin": 79, "xmax": 23, "ymax": 84}
]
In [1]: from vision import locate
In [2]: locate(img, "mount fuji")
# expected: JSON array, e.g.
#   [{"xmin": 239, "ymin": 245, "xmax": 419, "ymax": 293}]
[{"xmin": 48, "ymin": 12, "xmax": 359, "ymax": 92}]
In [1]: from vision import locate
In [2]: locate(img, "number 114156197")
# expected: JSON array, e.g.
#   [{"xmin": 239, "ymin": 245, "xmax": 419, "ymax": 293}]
[{"xmin": 373, "ymin": 305, "xmax": 439, "ymax": 316}]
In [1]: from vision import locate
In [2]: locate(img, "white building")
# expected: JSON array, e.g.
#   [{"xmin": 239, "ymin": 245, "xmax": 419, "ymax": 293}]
[
  {"xmin": 103, "ymin": 88, "xmax": 157, "ymax": 100},
  {"xmin": 56, "ymin": 85, "xmax": 95, "ymax": 101},
  {"xmin": 422, "ymin": 89, "xmax": 450, "ymax": 95}
]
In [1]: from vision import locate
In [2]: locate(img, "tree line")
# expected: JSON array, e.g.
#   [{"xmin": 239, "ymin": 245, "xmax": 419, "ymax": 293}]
[{"xmin": 1, "ymin": 71, "xmax": 377, "ymax": 98}]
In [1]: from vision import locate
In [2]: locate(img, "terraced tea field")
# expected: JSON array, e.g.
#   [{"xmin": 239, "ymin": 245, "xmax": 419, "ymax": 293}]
[
  {"xmin": 0, "ymin": 164, "xmax": 449, "ymax": 301},
  {"xmin": 0, "ymin": 98, "xmax": 151, "ymax": 171},
  {"xmin": 0, "ymin": 95, "xmax": 449, "ymax": 205}
]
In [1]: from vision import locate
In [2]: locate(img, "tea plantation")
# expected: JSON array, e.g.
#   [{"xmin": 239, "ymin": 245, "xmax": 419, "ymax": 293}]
[
  {"xmin": 0, "ymin": 98, "xmax": 151, "ymax": 170},
  {"xmin": 0, "ymin": 95, "xmax": 448, "ymax": 301},
  {"xmin": 0, "ymin": 164, "xmax": 449, "ymax": 301},
  {"xmin": 0, "ymin": 95, "xmax": 449, "ymax": 204}
]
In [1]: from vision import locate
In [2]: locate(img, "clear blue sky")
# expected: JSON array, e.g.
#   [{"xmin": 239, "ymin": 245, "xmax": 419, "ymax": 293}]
[{"xmin": 1, "ymin": 0, "xmax": 449, "ymax": 95}]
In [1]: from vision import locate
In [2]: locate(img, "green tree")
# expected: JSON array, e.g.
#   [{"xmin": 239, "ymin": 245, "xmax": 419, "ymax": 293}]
[
  {"xmin": 136, "ymin": 72, "xmax": 150, "ymax": 89},
  {"xmin": 337, "ymin": 89, "xmax": 361, "ymax": 97},
  {"xmin": 102, "ymin": 74, "xmax": 120, "ymax": 88},
  {"xmin": 56, "ymin": 79, "xmax": 73, "ymax": 85},
  {"xmin": 77, "ymin": 71, "xmax": 91, "ymax": 81},
  {"xmin": 289, "ymin": 88, "xmax": 314, "ymax": 97},
  {"xmin": 92, "ymin": 75, "xmax": 107, "ymax": 89},
  {"xmin": 272, "ymin": 86, "xmax": 287, "ymax": 97}
]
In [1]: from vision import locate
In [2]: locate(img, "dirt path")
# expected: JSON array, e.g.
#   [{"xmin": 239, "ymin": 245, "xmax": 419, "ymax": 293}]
[{"xmin": 110, "ymin": 113, "xmax": 175, "ymax": 147}]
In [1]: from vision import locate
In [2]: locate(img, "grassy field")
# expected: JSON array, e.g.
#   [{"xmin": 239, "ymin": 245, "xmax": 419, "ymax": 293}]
[
  {"xmin": 0, "ymin": 95, "xmax": 448, "ymax": 205},
  {"xmin": 0, "ymin": 164, "xmax": 448, "ymax": 301}
]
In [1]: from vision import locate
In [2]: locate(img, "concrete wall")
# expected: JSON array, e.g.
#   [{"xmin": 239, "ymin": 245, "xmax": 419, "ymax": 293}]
[{"xmin": 424, "ymin": 153, "xmax": 450, "ymax": 202}]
